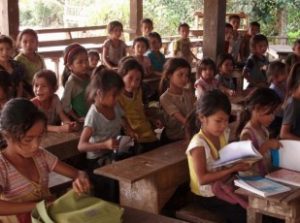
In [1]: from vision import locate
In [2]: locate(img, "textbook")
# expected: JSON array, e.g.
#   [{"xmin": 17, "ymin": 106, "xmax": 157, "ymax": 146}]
[
  {"xmin": 211, "ymin": 140, "xmax": 262, "ymax": 168},
  {"xmin": 266, "ymin": 168, "xmax": 300, "ymax": 187},
  {"xmin": 234, "ymin": 176, "xmax": 291, "ymax": 197}
]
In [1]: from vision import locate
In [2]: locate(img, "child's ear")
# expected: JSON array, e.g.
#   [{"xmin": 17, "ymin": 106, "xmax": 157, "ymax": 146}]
[
  {"xmin": 96, "ymin": 89, "xmax": 103, "ymax": 98},
  {"xmin": 199, "ymin": 114, "xmax": 206, "ymax": 123}
]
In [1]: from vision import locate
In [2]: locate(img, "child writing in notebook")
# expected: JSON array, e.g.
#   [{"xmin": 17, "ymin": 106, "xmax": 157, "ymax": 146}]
[
  {"xmin": 102, "ymin": 21, "xmax": 127, "ymax": 69},
  {"xmin": 237, "ymin": 88, "xmax": 282, "ymax": 176},
  {"xmin": 31, "ymin": 69, "xmax": 78, "ymax": 133},
  {"xmin": 194, "ymin": 58, "xmax": 218, "ymax": 100},
  {"xmin": 61, "ymin": 43, "xmax": 90, "ymax": 121},
  {"xmin": 159, "ymin": 58, "xmax": 195, "ymax": 142},
  {"xmin": 0, "ymin": 98, "xmax": 90, "ymax": 223},
  {"xmin": 280, "ymin": 63, "xmax": 300, "ymax": 140},
  {"xmin": 185, "ymin": 90, "xmax": 250, "ymax": 222}
]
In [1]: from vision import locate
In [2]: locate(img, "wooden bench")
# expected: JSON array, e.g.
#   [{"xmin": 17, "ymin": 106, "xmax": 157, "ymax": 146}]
[{"xmin": 94, "ymin": 140, "xmax": 189, "ymax": 214}]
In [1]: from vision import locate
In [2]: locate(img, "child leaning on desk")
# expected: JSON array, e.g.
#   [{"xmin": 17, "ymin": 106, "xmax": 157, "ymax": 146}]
[{"xmin": 0, "ymin": 98, "xmax": 90, "ymax": 223}]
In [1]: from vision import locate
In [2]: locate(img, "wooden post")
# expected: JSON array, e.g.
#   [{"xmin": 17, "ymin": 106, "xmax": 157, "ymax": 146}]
[
  {"xmin": 0, "ymin": 0, "xmax": 19, "ymax": 39},
  {"xmin": 129, "ymin": 0, "xmax": 143, "ymax": 40},
  {"xmin": 202, "ymin": 0, "xmax": 226, "ymax": 61}
]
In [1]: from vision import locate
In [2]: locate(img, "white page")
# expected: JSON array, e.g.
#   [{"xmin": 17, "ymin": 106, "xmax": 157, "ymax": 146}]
[
  {"xmin": 117, "ymin": 135, "xmax": 134, "ymax": 153},
  {"xmin": 278, "ymin": 140, "xmax": 300, "ymax": 172}
]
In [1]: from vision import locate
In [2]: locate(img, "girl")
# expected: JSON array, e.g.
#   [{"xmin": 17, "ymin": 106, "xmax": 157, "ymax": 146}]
[
  {"xmin": 0, "ymin": 98, "xmax": 90, "ymax": 223},
  {"xmin": 194, "ymin": 58, "xmax": 218, "ymax": 100},
  {"xmin": 0, "ymin": 70, "xmax": 12, "ymax": 110},
  {"xmin": 78, "ymin": 68, "xmax": 133, "ymax": 201},
  {"xmin": 102, "ymin": 21, "xmax": 127, "ymax": 69},
  {"xmin": 61, "ymin": 43, "xmax": 90, "ymax": 121},
  {"xmin": 185, "ymin": 90, "xmax": 249, "ymax": 222},
  {"xmin": 286, "ymin": 39, "xmax": 300, "ymax": 74},
  {"xmin": 31, "ymin": 69, "xmax": 78, "ymax": 133},
  {"xmin": 280, "ymin": 63, "xmax": 300, "ymax": 140},
  {"xmin": 243, "ymin": 34, "xmax": 269, "ymax": 88},
  {"xmin": 118, "ymin": 58, "xmax": 159, "ymax": 153},
  {"xmin": 132, "ymin": 36, "xmax": 152, "ymax": 77},
  {"xmin": 0, "ymin": 35, "xmax": 25, "ymax": 97},
  {"xmin": 216, "ymin": 53, "xmax": 237, "ymax": 97},
  {"xmin": 15, "ymin": 29, "xmax": 46, "ymax": 91},
  {"xmin": 87, "ymin": 50, "xmax": 100, "ymax": 75},
  {"xmin": 237, "ymin": 88, "xmax": 282, "ymax": 176},
  {"xmin": 159, "ymin": 58, "xmax": 195, "ymax": 142}
]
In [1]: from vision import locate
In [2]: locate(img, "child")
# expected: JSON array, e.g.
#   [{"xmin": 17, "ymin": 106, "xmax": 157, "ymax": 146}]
[
  {"xmin": 173, "ymin": 23, "xmax": 197, "ymax": 64},
  {"xmin": 140, "ymin": 18, "xmax": 154, "ymax": 37},
  {"xmin": 78, "ymin": 68, "xmax": 133, "ymax": 201},
  {"xmin": 159, "ymin": 58, "xmax": 195, "ymax": 142},
  {"xmin": 15, "ymin": 29, "xmax": 46, "ymax": 88},
  {"xmin": 0, "ymin": 70, "xmax": 12, "ymax": 110},
  {"xmin": 146, "ymin": 32, "xmax": 166, "ymax": 75},
  {"xmin": 118, "ymin": 58, "xmax": 159, "ymax": 153},
  {"xmin": 102, "ymin": 21, "xmax": 127, "ymax": 69},
  {"xmin": 228, "ymin": 14, "xmax": 242, "ymax": 62},
  {"xmin": 0, "ymin": 35, "xmax": 25, "ymax": 97},
  {"xmin": 87, "ymin": 50, "xmax": 100, "ymax": 74},
  {"xmin": 194, "ymin": 58, "xmax": 218, "ymax": 100},
  {"xmin": 61, "ymin": 43, "xmax": 90, "ymax": 121},
  {"xmin": 280, "ymin": 63, "xmax": 300, "ymax": 140},
  {"xmin": 286, "ymin": 39, "xmax": 300, "ymax": 74},
  {"xmin": 132, "ymin": 36, "xmax": 152, "ymax": 77},
  {"xmin": 216, "ymin": 53, "xmax": 237, "ymax": 97},
  {"xmin": 237, "ymin": 88, "xmax": 282, "ymax": 176},
  {"xmin": 185, "ymin": 90, "xmax": 249, "ymax": 222},
  {"xmin": 243, "ymin": 34, "xmax": 269, "ymax": 88},
  {"xmin": 0, "ymin": 98, "xmax": 90, "ymax": 222},
  {"xmin": 31, "ymin": 69, "xmax": 78, "ymax": 133},
  {"xmin": 240, "ymin": 21, "xmax": 260, "ymax": 62},
  {"xmin": 224, "ymin": 23, "xmax": 234, "ymax": 54}
]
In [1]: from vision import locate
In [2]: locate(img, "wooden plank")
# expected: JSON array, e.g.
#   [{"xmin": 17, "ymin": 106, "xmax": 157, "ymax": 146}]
[
  {"xmin": 35, "ymin": 25, "xmax": 107, "ymax": 34},
  {"xmin": 129, "ymin": 0, "xmax": 143, "ymax": 39},
  {"xmin": 38, "ymin": 36, "xmax": 107, "ymax": 47},
  {"xmin": 0, "ymin": 0, "xmax": 19, "ymax": 39}
]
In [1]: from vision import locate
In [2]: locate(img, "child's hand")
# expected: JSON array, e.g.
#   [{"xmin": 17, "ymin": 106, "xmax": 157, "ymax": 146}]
[
  {"xmin": 72, "ymin": 171, "xmax": 91, "ymax": 194},
  {"xmin": 262, "ymin": 139, "xmax": 282, "ymax": 151},
  {"xmin": 126, "ymin": 128, "xmax": 139, "ymax": 140},
  {"xmin": 69, "ymin": 121, "xmax": 80, "ymax": 132},
  {"xmin": 105, "ymin": 138, "xmax": 119, "ymax": 150},
  {"xmin": 59, "ymin": 123, "xmax": 73, "ymax": 133},
  {"xmin": 232, "ymin": 162, "xmax": 252, "ymax": 172},
  {"xmin": 228, "ymin": 89, "xmax": 237, "ymax": 97}
]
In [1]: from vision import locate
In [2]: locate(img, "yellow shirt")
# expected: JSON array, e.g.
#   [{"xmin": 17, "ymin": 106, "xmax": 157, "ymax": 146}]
[{"xmin": 118, "ymin": 89, "xmax": 157, "ymax": 143}]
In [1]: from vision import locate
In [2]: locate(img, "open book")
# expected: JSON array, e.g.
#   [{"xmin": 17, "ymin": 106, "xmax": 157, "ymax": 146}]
[
  {"xmin": 211, "ymin": 140, "xmax": 262, "ymax": 168},
  {"xmin": 234, "ymin": 176, "xmax": 291, "ymax": 197},
  {"xmin": 266, "ymin": 169, "xmax": 300, "ymax": 187}
]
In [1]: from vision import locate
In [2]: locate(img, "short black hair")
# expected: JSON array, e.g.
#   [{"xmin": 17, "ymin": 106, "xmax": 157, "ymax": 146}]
[{"xmin": 132, "ymin": 36, "xmax": 150, "ymax": 49}]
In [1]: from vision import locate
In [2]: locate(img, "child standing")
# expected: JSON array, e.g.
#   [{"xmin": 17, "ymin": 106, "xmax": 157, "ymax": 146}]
[
  {"xmin": 240, "ymin": 21, "xmax": 260, "ymax": 62},
  {"xmin": 15, "ymin": 29, "xmax": 46, "ymax": 88},
  {"xmin": 286, "ymin": 39, "xmax": 300, "ymax": 73},
  {"xmin": 159, "ymin": 58, "xmax": 195, "ymax": 142},
  {"xmin": 87, "ymin": 50, "xmax": 100, "ymax": 75},
  {"xmin": 185, "ymin": 90, "xmax": 249, "ymax": 222},
  {"xmin": 216, "ymin": 53, "xmax": 237, "ymax": 97},
  {"xmin": 243, "ymin": 34, "xmax": 269, "ymax": 88},
  {"xmin": 140, "ymin": 18, "xmax": 154, "ymax": 37},
  {"xmin": 237, "ymin": 88, "xmax": 282, "ymax": 176},
  {"xmin": 0, "ymin": 35, "xmax": 25, "ymax": 97},
  {"xmin": 132, "ymin": 36, "xmax": 152, "ymax": 77},
  {"xmin": 194, "ymin": 58, "xmax": 219, "ymax": 100},
  {"xmin": 228, "ymin": 14, "xmax": 242, "ymax": 62},
  {"xmin": 118, "ymin": 58, "xmax": 159, "ymax": 153},
  {"xmin": 280, "ymin": 63, "xmax": 300, "ymax": 140},
  {"xmin": 173, "ymin": 23, "xmax": 197, "ymax": 64},
  {"xmin": 61, "ymin": 43, "xmax": 90, "ymax": 121},
  {"xmin": 102, "ymin": 21, "xmax": 127, "ymax": 69},
  {"xmin": 146, "ymin": 32, "xmax": 166, "ymax": 75},
  {"xmin": 0, "ymin": 98, "xmax": 90, "ymax": 223},
  {"xmin": 31, "ymin": 69, "xmax": 78, "ymax": 133}
]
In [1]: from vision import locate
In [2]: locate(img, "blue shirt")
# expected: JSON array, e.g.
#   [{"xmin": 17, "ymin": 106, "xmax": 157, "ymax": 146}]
[{"xmin": 146, "ymin": 51, "xmax": 166, "ymax": 72}]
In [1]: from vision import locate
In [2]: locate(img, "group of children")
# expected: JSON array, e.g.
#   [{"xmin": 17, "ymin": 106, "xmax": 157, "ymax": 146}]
[{"xmin": 0, "ymin": 15, "xmax": 300, "ymax": 223}]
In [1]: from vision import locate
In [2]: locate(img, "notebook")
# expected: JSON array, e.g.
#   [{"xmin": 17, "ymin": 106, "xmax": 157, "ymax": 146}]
[{"xmin": 266, "ymin": 168, "xmax": 300, "ymax": 187}]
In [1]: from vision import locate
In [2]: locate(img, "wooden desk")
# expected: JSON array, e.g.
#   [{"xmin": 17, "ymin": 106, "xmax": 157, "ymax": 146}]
[
  {"xmin": 237, "ymin": 188, "xmax": 300, "ymax": 223},
  {"xmin": 94, "ymin": 140, "xmax": 189, "ymax": 214},
  {"xmin": 41, "ymin": 132, "xmax": 81, "ymax": 160}
]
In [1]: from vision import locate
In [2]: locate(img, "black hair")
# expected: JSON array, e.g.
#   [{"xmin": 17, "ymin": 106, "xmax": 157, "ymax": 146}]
[
  {"xmin": 250, "ymin": 34, "xmax": 269, "ymax": 51},
  {"xmin": 178, "ymin": 23, "xmax": 190, "ymax": 32},
  {"xmin": 148, "ymin": 32, "xmax": 162, "ymax": 44},
  {"xmin": 0, "ymin": 98, "xmax": 47, "ymax": 142},
  {"xmin": 185, "ymin": 90, "xmax": 231, "ymax": 140},
  {"xmin": 225, "ymin": 23, "xmax": 233, "ymax": 29},
  {"xmin": 0, "ymin": 70, "xmax": 12, "ymax": 94},
  {"xmin": 107, "ymin": 21, "xmax": 123, "ymax": 33},
  {"xmin": 88, "ymin": 50, "xmax": 100, "ymax": 60},
  {"xmin": 216, "ymin": 53, "xmax": 234, "ymax": 71},
  {"xmin": 132, "ymin": 36, "xmax": 150, "ymax": 50},
  {"xmin": 236, "ymin": 88, "xmax": 281, "ymax": 137},
  {"xmin": 118, "ymin": 58, "xmax": 144, "ymax": 79},
  {"xmin": 140, "ymin": 18, "xmax": 153, "ymax": 26},
  {"xmin": 229, "ymin": 14, "xmax": 241, "ymax": 21},
  {"xmin": 196, "ymin": 57, "xmax": 217, "ymax": 79},
  {"xmin": 287, "ymin": 62, "xmax": 300, "ymax": 96},
  {"xmin": 267, "ymin": 60, "xmax": 286, "ymax": 82},
  {"xmin": 249, "ymin": 21, "xmax": 260, "ymax": 29},
  {"xmin": 16, "ymin": 29, "xmax": 38, "ymax": 49}
]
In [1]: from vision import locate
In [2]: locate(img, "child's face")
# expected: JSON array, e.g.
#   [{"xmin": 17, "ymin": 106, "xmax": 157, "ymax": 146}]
[
  {"xmin": 248, "ymin": 25, "xmax": 260, "ymax": 36},
  {"xmin": 149, "ymin": 37, "xmax": 161, "ymax": 52},
  {"xmin": 201, "ymin": 66, "xmax": 215, "ymax": 81},
  {"xmin": 220, "ymin": 59, "xmax": 234, "ymax": 76},
  {"xmin": 97, "ymin": 87, "xmax": 120, "ymax": 108},
  {"xmin": 141, "ymin": 23, "xmax": 153, "ymax": 36},
  {"xmin": 253, "ymin": 41, "xmax": 268, "ymax": 56},
  {"xmin": 14, "ymin": 120, "xmax": 45, "ymax": 158},
  {"xmin": 229, "ymin": 18, "xmax": 240, "ymax": 31},
  {"xmin": 200, "ymin": 110, "xmax": 229, "ymax": 137},
  {"xmin": 110, "ymin": 26, "xmax": 122, "ymax": 40},
  {"xmin": 20, "ymin": 33, "xmax": 38, "ymax": 54},
  {"xmin": 179, "ymin": 27, "xmax": 189, "ymax": 39},
  {"xmin": 134, "ymin": 41, "xmax": 147, "ymax": 56},
  {"xmin": 0, "ymin": 42, "xmax": 13, "ymax": 62},
  {"xmin": 294, "ymin": 43, "xmax": 300, "ymax": 57},
  {"xmin": 33, "ymin": 77, "xmax": 54, "ymax": 102},
  {"xmin": 272, "ymin": 73, "xmax": 287, "ymax": 86},
  {"xmin": 170, "ymin": 67, "xmax": 190, "ymax": 89},
  {"xmin": 69, "ymin": 52, "xmax": 89, "ymax": 76},
  {"xmin": 123, "ymin": 69, "xmax": 142, "ymax": 93},
  {"xmin": 88, "ymin": 55, "xmax": 99, "ymax": 69},
  {"xmin": 255, "ymin": 107, "xmax": 275, "ymax": 127}
]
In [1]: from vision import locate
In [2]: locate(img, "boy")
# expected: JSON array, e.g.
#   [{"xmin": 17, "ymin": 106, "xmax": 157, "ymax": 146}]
[
  {"xmin": 141, "ymin": 18, "xmax": 154, "ymax": 37},
  {"xmin": 229, "ymin": 14, "xmax": 242, "ymax": 62}
]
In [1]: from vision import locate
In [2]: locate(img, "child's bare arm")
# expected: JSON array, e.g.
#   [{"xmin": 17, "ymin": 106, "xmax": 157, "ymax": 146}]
[
  {"xmin": 0, "ymin": 199, "xmax": 36, "ymax": 215},
  {"xmin": 280, "ymin": 124, "xmax": 300, "ymax": 140},
  {"xmin": 173, "ymin": 112, "xmax": 187, "ymax": 125},
  {"xmin": 102, "ymin": 46, "xmax": 115, "ymax": 69}
]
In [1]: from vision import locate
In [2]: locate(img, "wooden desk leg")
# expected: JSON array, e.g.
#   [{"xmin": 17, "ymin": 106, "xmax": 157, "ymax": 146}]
[{"xmin": 247, "ymin": 207, "xmax": 262, "ymax": 223}]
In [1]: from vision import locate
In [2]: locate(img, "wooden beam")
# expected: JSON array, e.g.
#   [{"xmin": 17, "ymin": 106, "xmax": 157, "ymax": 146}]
[
  {"xmin": 129, "ymin": 0, "xmax": 143, "ymax": 39},
  {"xmin": 0, "ymin": 0, "xmax": 19, "ymax": 39},
  {"xmin": 202, "ymin": 0, "xmax": 226, "ymax": 61}
]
